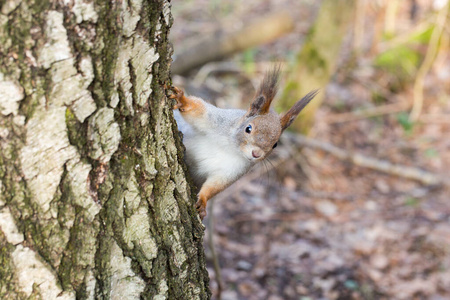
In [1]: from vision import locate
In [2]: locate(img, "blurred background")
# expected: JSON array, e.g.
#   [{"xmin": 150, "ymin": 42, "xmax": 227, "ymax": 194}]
[{"xmin": 170, "ymin": 0, "xmax": 450, "ymax": 299}]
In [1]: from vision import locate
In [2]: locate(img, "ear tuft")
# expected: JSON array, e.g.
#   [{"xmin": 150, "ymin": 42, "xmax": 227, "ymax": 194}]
[
  {"xmin": 280, "ymin": 89, "xmax": 319, "ymax": 131},
  {"xmin": 247, "ymin": 66, "xmax": 281, "ymax": 117}
]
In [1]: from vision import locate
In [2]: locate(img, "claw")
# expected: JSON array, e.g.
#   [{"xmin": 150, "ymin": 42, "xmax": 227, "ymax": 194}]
[
  {"xmin": 168, "ymin": 86, "xmax": 185, "ymax": 110},
  {"xmin": 195, "ymin": 199, "xmax": 207, "ymax": 220},
  {"xmin": 170, "ymin": 86, "xmax": 182, "ymax": 94},
  {"xmin": 168, "ymin": 86, "xmax": 182, "ymax": 98}
]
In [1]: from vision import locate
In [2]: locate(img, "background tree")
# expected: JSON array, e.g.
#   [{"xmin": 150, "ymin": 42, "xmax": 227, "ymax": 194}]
[
  {"xmin": 278, "ymin": 0, "xmax": 356, "ymax": 133},
  {"xmin": 0, "ymin": 0, "xmax": 210, "ymax": 299}
]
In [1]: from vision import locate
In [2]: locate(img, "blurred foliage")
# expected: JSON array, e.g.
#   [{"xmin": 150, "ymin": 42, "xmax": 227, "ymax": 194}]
[
  {"xmin": 209, "ymin": 0, "xmax": 235, "ymax": 16},
  {"xmin": 404, "ymin": 197, "xmax": 420, "ymax": 207},
  {"xmin": 374, "ymin": 25, "xmax": 435, "ymax": 91},
  {"xmin": 410, "ymin": 26, "xmax": 435, "ymax": 43},
  {"xmin": 425, "ymin": 148, "xmax": 439, "ymax": 159},
  {"xmin": 396, "ymin": 112, "xmax": 414, "ymax": 134},
  {"xmin": 242, "ymin": 48, "xmax": 257, "ymax": 73},
  {"xmin": 374, "ymin": 46, "xmax": 420, "ymax": 88},
  {"xmin": 371, "ymin": 91, "xmax": 388, "ymax": 104}
]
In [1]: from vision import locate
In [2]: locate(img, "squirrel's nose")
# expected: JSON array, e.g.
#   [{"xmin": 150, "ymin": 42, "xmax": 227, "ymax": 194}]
[{"xmin": 252, "ymin": 150, "xmax": 262, "ymax": 158}]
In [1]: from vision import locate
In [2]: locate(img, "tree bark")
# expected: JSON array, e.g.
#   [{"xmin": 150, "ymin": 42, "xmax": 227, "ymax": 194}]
[
  {"xmin": 0, "ymin": 0, "xmax": 210, "ymax": 299},
  {"xmin": 278, "ymin": 0, "xmax": 356, "ymax": 133}
]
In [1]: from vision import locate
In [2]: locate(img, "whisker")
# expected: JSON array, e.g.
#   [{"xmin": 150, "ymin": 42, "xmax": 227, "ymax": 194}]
[
  {"xmin": 257, "ymin": 160, "xmax": 268, "ymax": 186},
  {"xmin": 268, "ymin": 157, "xmax": 281, "ymax": 191},
  {"xmin": 263, "ymin": 159, "xmax": 271, "ymax": 185}
]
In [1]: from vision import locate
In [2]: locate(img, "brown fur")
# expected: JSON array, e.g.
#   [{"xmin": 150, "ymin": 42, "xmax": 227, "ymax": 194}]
[
  {"xmin": 169, "ymin": 86, "xmax": 206, "ymax": 118},
  {"xmin": 197, "ymin": 180, "xmax": 228, "ymax": 219},
  {"xmin": 280, "ymin": 89, "xmax": 319, "ymax": 131},
  {"xmin": 247, "ymin": 66, "xmax": 281, "ymax": 117},
  {"xmin": 250, "ymin": 112, "xmax": 281, "ymax": 154}
]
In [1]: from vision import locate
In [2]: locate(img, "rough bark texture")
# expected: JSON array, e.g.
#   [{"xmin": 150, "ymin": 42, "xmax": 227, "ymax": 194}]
[{"xmin": 0, "ymin": 0, "xmax": 210, "ymax": 299}]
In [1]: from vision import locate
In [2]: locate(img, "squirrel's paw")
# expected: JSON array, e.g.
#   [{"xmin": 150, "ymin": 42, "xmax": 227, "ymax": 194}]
[
  {"xmin": 168, "ymin": 86, "xmax": 184, "ymax": 110},
  {"xmin": 195, "ymin": 199, "xmax": 207, "ymax": 220}
]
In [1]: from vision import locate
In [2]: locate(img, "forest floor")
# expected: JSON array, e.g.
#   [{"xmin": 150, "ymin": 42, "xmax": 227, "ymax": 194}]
[{"xmin": 171, "ymin": 1, "xmax": 450, "ymax": 299}]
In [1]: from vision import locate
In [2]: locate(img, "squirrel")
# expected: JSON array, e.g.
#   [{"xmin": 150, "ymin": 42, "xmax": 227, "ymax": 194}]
[{"xmin": 168, "ymin": 67, "xmax": 318, "ymax": 220}]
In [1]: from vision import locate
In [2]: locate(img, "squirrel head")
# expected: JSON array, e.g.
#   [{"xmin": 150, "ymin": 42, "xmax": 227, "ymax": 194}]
[{"xmin": 236, "ymin": 67, "xmax": 318, "ymax": 162}]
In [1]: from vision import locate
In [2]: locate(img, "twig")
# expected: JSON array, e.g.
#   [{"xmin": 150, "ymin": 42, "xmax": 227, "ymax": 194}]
[
  {"xmin": 192, "ymin": 61, "xmax": 278, "ymax": 90},
  {"xmin": 410, "ymin": 2, "xmax": 449, "ymax": 121},
  {"xmin": 299, "ymin": 189, "xmax": 356, "ymax": 202},
  {"xmin": 284, "ymin": 133, "xmax": 447, "ymax": 187},
  {"xmin": 378, "ymin": 21, "xmax": 430, "ymax": 52},
  {"xmin": 206, "ymin": 149, "xmax": 292, "ymax": 296},
  {"xmin": 192, "ymin": 62, "xmax": 242, "ymax": 87},
  {"xmin": 352, "ymin": 0, "xmax": 367, "ymax": 52},
  {"xmin": 384, "ymin": 0, "xmax": 399, "ymax": 34},
  {"xmin": 232, "ymin": 211, "xmax": 309, "ymax": 223},
  {"xmin": 419, "ymin": 114, "xmax": 450, "ymax": 124},
  {"xmin": 207, "ymin": 200, "xmax": 223, "ymax": 300}
]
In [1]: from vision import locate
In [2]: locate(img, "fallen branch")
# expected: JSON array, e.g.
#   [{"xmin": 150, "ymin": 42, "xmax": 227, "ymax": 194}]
[
  {"xmin": 418, "ymin": 114, "xmax": 450, "ymax": 124},
  {"xmin": 326, "ymin": 101, "xmax": 410, "ymax": 124},
  {"xmin": 284, "ymin": 133, "xmax": 447, "ymax": 187},
  {"xmin": 171, "ymin": 11, "xmax": 294, "ymax": 75},
  {"xmin": 325, "ymin": 102, "xmax": 450, "ymax": 124}
]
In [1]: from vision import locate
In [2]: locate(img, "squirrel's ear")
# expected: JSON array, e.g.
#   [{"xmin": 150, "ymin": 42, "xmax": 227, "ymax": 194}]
[
  {"xmin": 280, "ymin": 90, "xmax": 319, "ymax": 131},
  {"xmin": 247, "ymin": 67, "xmax": 281, "ymax": 117}
]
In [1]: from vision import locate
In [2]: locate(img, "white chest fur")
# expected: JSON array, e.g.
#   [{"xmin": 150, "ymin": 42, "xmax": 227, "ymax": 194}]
[
  {"xmin": 184, "ymin": 132, "xmax": 251, "ymax": 185},
  {"xmin": 174, "ymin": 110, "xmax": 252, "ymax": 186}
]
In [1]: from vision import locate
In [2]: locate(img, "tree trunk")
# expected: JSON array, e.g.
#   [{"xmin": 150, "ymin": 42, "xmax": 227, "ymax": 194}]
[
  {"xmin": 278, "ymin": 0, "xmax": 356, "ymax": 133},
  {"xmin": 0, "ymin": 0, "xmax": 210, "ymax": 299}
]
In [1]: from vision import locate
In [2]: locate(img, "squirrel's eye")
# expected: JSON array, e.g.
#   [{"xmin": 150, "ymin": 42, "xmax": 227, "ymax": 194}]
[
  {"xmin": 272, "ymin": 142, "xmax": 278, "ymax": 149},
  {"xmin": 245, "ymin": 124, "xmax": 252, "ymax": 134}
]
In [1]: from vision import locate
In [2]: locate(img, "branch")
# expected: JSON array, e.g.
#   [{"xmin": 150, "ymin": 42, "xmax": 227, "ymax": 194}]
[
  {"xmin": 284, "ymin": 133, "xmax": 447, "ymax": 187},
  {"xmin": 326, "ymin": 101, "xmax": 410, "ymax": 124},
  {"xmin": 171, "ymin": 11, "xmax": 294, "ymax": 75}
]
